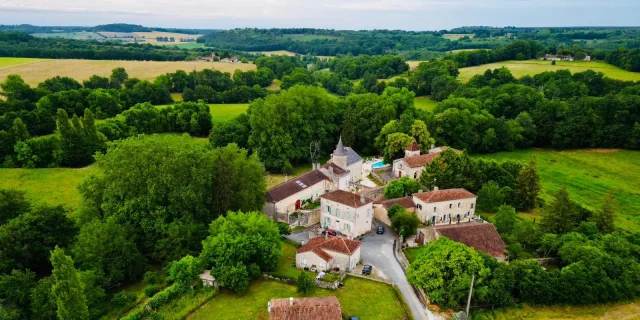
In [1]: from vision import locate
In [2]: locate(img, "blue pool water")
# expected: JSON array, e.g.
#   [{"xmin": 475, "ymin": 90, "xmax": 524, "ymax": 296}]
[{"xmin": 372, "ymin": 161, "xmax": 387, "ymax": 168}]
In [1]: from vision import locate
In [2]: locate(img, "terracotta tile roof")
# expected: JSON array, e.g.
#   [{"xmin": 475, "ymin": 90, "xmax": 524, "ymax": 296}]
[
  {"xmin": 413, "ymin": 188, "xmax": 476, "ymax": 203},
  {"xmin": 376, "ymin": 196, "xmax": 415, "ymax": 210},
  {"xmin": 320, "ymin": 190, "xmax": 374, "ymax": 208},
  {"xmin": 269, "ymin": 297, "xmax": 342, "ymax": 320},
  {"xmin": 402, "ymin": 146, "xmax": 461, "ymax": 168},
  {"xmin": 435, "ymin": 223, "xmax": 506, "ymax": 258},
  {"xmin": 265, "ymin": 170, "xmax": 329, "ymax": 203},
  {"xmin": 322, "ymin": 162, "xmax": 348, "ymax": 176},
  {"xmin": 297, "ymin": 237, "xmax": 361, "ymax": 261},
  {"xmin": 407, "ymin": 140, "xmax": 420, "ymax": 151}
]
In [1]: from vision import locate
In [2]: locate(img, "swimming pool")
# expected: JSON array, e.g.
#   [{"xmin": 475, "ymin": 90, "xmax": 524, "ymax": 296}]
[{"xmin": 371, "ymin": 160, "xmax": 388, "ymax": 169}]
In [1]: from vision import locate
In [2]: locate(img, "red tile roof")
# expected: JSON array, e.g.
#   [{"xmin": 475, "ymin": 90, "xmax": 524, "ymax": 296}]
[
  {"xmin": 402, "ymin": 146, "xmax": 461, "ymax": 168},
  {"xmin": 407, "ymin": 140, "xmax": 420, "ymax": 151},
  {"xmin": 265, "ymin": 170, "xmax": 329, "ymax": 203},
  {"xmin": 320, "ymin": 190, "xmax": 374, "ymax": 208},
  {"xmin": 297, "ymin": 237, "xmax": 361, "ymax": 261},
  {"xmin": 376, "ymin": 196, "xmax": 415, "ymax": 210},
  {"xmin": 413, "ymin": 188, "xmax": 476, "ymax": 203},
  {"xmin": 435, "ymin": 223, "xmax": 506, "ymax": 258},
  {"xmin": 269, "ymin": 297, "xmax": 342, "ymax": 320}
]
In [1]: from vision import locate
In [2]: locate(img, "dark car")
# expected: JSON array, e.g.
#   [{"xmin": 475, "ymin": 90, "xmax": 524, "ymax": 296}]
[
  {"xmin": 362, "ymin": 265, "xmax": 372, "ymax": 275},
  {"xmin": 376, "ymin": 226, "xmax": 385, "ymax": 234},
  {"xmin": 321, "ymin": 229, "xmax": 337, "ymax": 236}
]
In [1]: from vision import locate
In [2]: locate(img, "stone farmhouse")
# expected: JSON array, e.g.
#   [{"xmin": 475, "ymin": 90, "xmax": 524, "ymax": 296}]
[
  {"xmin": 320, "ymin": 190, "xmax": 374, "ymax": 238},
  {"xmin": 373, "ymin": 196, "xmax": 415, "ymax": 226},
  {"xmin": 417, "ymin": 222, "xmax": 506, "ymax": 261},
  {"xmin": 263, "ymin": 138, "xmax": 363, "ymax": 224},
  {"xmin": 392, "ymin": 141, "xmax": 460, "ymax": 180},
  {"xmin": 412, "ymin": 188, "xmax": 477, "ymax": 225},
  {"xmin": 296, "ymin": 236, "xmax": 362, "ymax": 272},
  {"xmin": 268, "ymin": 296, "xmax": 342, "ymax": 320}
]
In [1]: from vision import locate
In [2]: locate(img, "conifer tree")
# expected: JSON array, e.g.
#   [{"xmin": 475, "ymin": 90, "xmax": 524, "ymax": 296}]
[
  {"xmin": 541, "ymin": 187, "xmax": 577, "ymax": 234},
  {"xmin": 515, "ymin": 157, "xmax": 540, "ymax": 211},
  {"xmin": 11, "ymin": 118, "xmax": 29, "ymax": 142},
  {"xmin": 591, "ymin": 191, "xmax": 616, "ymax": 234},
  {"xmin": 50, "ymin": 246, "xmax": 89, "ymax": 320}
]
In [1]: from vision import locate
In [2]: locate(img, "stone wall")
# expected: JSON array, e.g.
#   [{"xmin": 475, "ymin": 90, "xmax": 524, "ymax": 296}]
[{"xmin": 288, "ymin": 209, "xmax": 320, "ymax": 226}]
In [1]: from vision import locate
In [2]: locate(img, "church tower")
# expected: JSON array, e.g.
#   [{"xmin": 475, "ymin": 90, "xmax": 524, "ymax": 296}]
[
  {"xmin": 332, "ymin": 136, "xmax": 348, "ymax": 169},
  {"xmin": 405, "ymin": 140, "xmax": 421, "ymax": 158}
]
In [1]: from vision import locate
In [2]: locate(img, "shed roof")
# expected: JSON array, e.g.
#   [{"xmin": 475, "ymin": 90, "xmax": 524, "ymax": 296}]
[
  {"xmin": 265, "ymin": 170, "xmax": 329, "ymax": 203},
  {"xmin": 435, "ymin": 223, "xmax": 506, "ymax": 258},
  {"xmin": 297, "ymin": 236, "xmax": 361, "ymax": 262},
  {"xmin": 269, "ymin": 296, "xmax": 342, "ymax": 320},
  {"xmin": 320, "ymin": 190, "xmax": 374, "ymax": 208}
]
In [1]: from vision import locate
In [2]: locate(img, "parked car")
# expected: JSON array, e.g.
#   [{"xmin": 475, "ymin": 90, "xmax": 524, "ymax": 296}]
[
  {"xmin": 349, "ymin": 317, "xmax": 360, "ymax": 320},
  {"xmin": 362, "ymin": 265, "xmax": 372, "ymax": 275},
  {"xmin": 320, "ymin": 229, "xmax": 337, "ymax": 236},
  {"xmin": 376, "ymin": 226, "xmax": 385, "ymax": 234}
]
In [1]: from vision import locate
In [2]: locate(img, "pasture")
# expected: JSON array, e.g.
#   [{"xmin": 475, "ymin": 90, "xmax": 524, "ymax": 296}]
[
  {"xmin": 96, "ymin": 31, "xmax": 201, "ymax": 45},
  {"xmin": 208, "ymin": 104, "xmax": 249, "ymax": 122},
  {"xmin": 414, "ymin": 96, "xmax": 438, "ymax": 111},
  {"xmin": 472, "ymin": 301, "xmax": 640, "ymax": 320},
  {"xmin": 475, "ymin": 149, "xmax": 640, "ymax": 232},
  {"xmin": 0, "ymin": 58, "xmax": 256, "ymax": 86},
  {"xmin": 458, "ymin": 60, "xmax": 640, "ymax": 82},
  {"xmin": 442, "ymin": 33, "xmax": 474, "ymax": 40},
  {"xmin": 0, "ymin": 57, "xmax": 43, "ymax": 69},
  {"xmin": 0, "ymin": 166, "xmax": 100, "ymax": 211},
  {"xmin": 31, "ymin": 31, "xmax": 104, "ymax": 40}
]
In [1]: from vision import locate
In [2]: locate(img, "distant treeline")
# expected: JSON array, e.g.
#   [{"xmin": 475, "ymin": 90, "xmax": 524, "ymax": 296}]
[{"xmin": 0, "ymin": 23, "xmax": 219, "ymax": 35}]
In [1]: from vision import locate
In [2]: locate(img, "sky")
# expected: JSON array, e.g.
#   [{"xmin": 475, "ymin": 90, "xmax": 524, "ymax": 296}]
[{"xmin": 0, "ymin": 0, "xmax": 638, "ymax": 31}]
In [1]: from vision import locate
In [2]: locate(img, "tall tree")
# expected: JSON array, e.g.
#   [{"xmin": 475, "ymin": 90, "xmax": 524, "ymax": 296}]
[
  {"xmin": 591, "ymin": 191, "xmax": 616, "ymax": 234},
  {"xmin": 515, "ymin": 157, "xmax": 540, "ymax": 211},
  {"xmin": 477, "ymin": 181, "xmax": 505, "ymax": 213},
  {"xmin": 50, "ymin": 246, "xmax": 89, "ymax": 320},
  {"xmin": 109, "ymin": 67, "xmax": 129, "ymax": 88},
  {"xmin": 0, "ymin": 189, "xmax": 30, "ymax": 225},
  {"xmin": 11, "ymin": 118, "xmax": 29, "ymax": 142},
  {"xmin": 409, "ymin": 120, "xmax": 435, "ymax": 151},
  {"xmin": 494, "ymin": 205, "xmax": 517, "ymax": 234},
  {"xmin": 540, "ymin": 187, "xmax": 578, "ymax": 234},
  {"xmin": 383, "ymin": 132, "xmax": 413, "ymax": 164}
]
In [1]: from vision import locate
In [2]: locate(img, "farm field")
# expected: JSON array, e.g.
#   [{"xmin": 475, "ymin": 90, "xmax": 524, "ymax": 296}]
[
  {"xmin": 442, "ymin": 33, "xmax": 474, "ymax": 40},
  {"xmin": 0, "ymin": 166, "xmax": 100, "ymax": 211},
  {"xmin": 247, "ymin": 50, "xmax": 297, "ymax": 56},
  {"xmin": 458, "ymin": 60, "xmax": 640, "ymax": 82},
  {"xmin": 0, "ymin": 58, "xmax": 256, "ymax": 86},
  {"xmin": 189, "ymin": 277, "xmax": 408, "ymax": 320},
  {"xmin": 208, "ymin": 103, "xmax": 249, "ymax": 122},
  {"xmin": 474, "ymin": 149, "xmax": 640, "ymax": 232},
  {"xmin": 31, "ymin": 31, "xmax": 104, "ymax": 40},
  {"xmin": 472, "ymin": 301, "xmax": 640, "ymax": 320},
  {"xmin": 414, "ymin": 96, "xmax": 438, "ymax": 111},
  {"xmin": 96, "ymin": 31, "xmax": 201, "ymax": 45},
  {"xmin": 0, "ymin": 57, "xmax": 43, "ymax": 69}
]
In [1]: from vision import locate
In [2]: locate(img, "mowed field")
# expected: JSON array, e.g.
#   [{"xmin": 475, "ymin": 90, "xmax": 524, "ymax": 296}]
[
  {"xmin": 0, "ymin": 166, "xmax": 100, "ymax": 211},
  {"xmin": 97, "ymin": 31, "xmax": 201, "ymax": 45},
  {"xmin": 459, "ymin": 60, "xmax": 640, "ymax": 82},
  {"xmin": 0, "ymin": 57, "xmax": 44, "ymax": 69},
  {"xmin": 442, "ymin": 33, "xmax": 474, "ymax": 40},
  {"xmin": 0, "ymin": 58, "xmax": 256, "ymax": 86},
  {"xmin": 474, "ymin": 149, "xmax": 640, "ymax": 232}
]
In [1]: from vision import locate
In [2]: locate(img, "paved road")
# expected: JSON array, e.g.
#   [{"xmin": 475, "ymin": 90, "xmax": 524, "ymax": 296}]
[{"xmin": 359, "ymin": 224, "xmax": 434, "ymax": 320}]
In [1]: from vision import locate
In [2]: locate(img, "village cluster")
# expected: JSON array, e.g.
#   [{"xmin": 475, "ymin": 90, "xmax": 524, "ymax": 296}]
[{"xmin": 261, "ymin": 138, "xmax": 506, "ymax": 319}]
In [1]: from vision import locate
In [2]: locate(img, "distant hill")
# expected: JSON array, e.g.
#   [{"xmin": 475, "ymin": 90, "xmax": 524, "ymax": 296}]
[{"xmin": 92, "ymin": 23, "xmax": 151, "ymax": 33}]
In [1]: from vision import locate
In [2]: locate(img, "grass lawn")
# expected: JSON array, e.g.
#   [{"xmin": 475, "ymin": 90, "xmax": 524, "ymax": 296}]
[
  {"xmin": 189, "ymin": 277, "xmax": 409, "ymax": 320},
  {"xmin": 268, "ymin": 242, "xmax": 303, "ymax": 278},
  {"xmin": 403, "ymin": 247, "xmax": 421, "ymax": 264},
  {"xmin": 0, "ymin": 57, "xmax": 45, "ymax": 70},
  {"xmin": 414, "ymin": 96, "xmax": 438, "ymax": 111},
  {"xmin": 208, "ymin": 103, "xmax": 249, "ymax": 122},
  {"xmin": 474, "ymin": 149, "xmax": 640, "ymax": 232},
  {"xmin": 0, "ymin": 166, "xmax": 100, "ymax": 211},
  {"xmin": 266, "ymin": 79, "xmax": 281, "ymax": 90},
  {"xmin": 0, "ymin": 59, "xmax": 256, "ymax": 86},
  {"xmin": 458, "ymin": 60, "xmax": 640, "ymax": 82},
  {"xmin": 472, "ymin": 300, "xmax": 640, "ymax": 320}
]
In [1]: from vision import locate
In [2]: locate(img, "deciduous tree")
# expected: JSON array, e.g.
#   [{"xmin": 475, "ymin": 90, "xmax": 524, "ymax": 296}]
[{"xmin": 50, "ymin": 247, "xmax": 89, "ymax": 320}]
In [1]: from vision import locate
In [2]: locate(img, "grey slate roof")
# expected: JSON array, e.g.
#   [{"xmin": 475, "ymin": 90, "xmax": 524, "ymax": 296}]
[
  {"xmin": 265, "ymin": 170, "xmax": 329, "ymax": 203},
  {"xmin": 345, "ymin": 147, "xmax": 362, "ymax": 166},
  {"xmin": 333, "ymin": 137, "xmax": 347, "ymax": 157}
]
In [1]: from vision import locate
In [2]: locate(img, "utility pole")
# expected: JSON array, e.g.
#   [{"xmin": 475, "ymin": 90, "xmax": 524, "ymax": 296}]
[{"xmin": 465, "ymin": 275, "xmax": 475, "ymax": 316}]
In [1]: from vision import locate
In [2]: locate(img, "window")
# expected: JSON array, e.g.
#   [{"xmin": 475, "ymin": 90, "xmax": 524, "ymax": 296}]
[
  {"xmin": 471, "ymin": 203, "xmax": 474, "ymax": 209},
  {"xmin": 327, "ymin": 206, "xmax": 332, "ymax": 214},
  {"xmin": 414, "ymin": 172, "xmax": 417, "ymax": 179},
  {"xmin": 416, "ymin": 204, "xmax": 422, "ymax": 210},
  {"xmin": 457, "ymin": 202, "xmax": 461, "ymax": 208},
  {"xmin": 346, "ymin": 211, "xmax": 350, "ymax": 220},
  {"xmin": 302, "ymin": 258, "xmax": 307, "ymax": 265},
  {"xmin": 449, "ymin": 203, "xmax": 453, "ymax": 209},
  {"xmin": 433, "ymin": 207, "xmax": 437, "ymax": 212},
  {"xmin": 366, "ymin": 209, "xmax": 370, "ymax": 217},
  {"xmin": 336, "ymin": 208, "xmax": 340, "ymax": 218}
]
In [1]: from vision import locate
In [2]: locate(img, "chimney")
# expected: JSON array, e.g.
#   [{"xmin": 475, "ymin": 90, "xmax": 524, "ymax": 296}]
[
  {"xmin": 433, "ymin": 186, "xmax": 439, "ymax": 191},
  {"xmin": 289, "ymin": 297, "xmax": 294, "ymax": 306},
  {"xmin": 360, "ymin": 195, "xmax": 365, "ymax": 204}
]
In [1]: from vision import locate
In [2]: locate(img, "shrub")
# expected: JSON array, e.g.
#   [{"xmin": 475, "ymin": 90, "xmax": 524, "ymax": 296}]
[
  {"xmin": 277, "ymin": 222, "xmax": 291, "ymax": 235},
  {"xmin": 112, "ymin": 291, "xmax": 136, "ymax": 309},
  {"xmin": 144, "ymin": 285, "xmax": 160, "ymax": 297},
  {"xmin": 296, "ymin": 271, "xmax": 313, "ymax": 294},
  {"xmin": 143, "ymin": 271, "xmax": 160, "ymax": 285}
]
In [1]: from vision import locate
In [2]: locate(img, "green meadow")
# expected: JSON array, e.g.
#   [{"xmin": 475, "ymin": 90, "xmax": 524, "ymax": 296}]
[
  {"xmin": 0, "ymin": 57, "xmax": 44, "ymax": 69},
  {"xmin": 208, "ymin": 103, "xmax": 249, "ymax": 122},
  {"xmin": 414, "ymin": 96, "xmax": 438, "ymax": 111},
  {"xmin": 459, "ymin": 60, "xmax": 640, "ymax": 82},
  {"xmin": 474, "ymin": 149, "xmax": 640, "ymax": 232}
]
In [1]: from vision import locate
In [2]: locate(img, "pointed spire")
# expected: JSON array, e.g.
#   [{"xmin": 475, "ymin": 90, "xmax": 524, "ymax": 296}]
[{"xmin": 333, "ymin": 136, "xmax": 347, "ymax": 156}]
